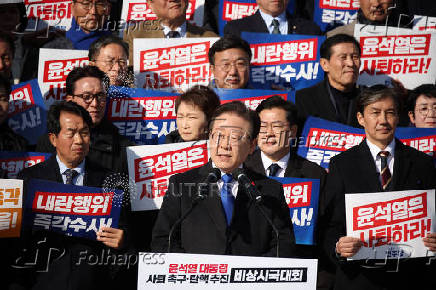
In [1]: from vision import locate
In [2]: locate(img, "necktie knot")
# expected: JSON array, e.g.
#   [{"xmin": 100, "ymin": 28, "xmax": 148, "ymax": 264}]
[
  {"xmin": 64, "ymin": 169, "xmax": 78, "ymax": 185},
  {"xmin": 378, "ymin": 151, "xmax": 390, "ymax": 158},
  {"xmin": 271, "ymin": 19, "xmax": 281, "ymax": 34},
  {"xmin": 222, "ymin": 174, "xmax": 233, "ymax": 184},
  {"xmin": 268, "ymin": 163, "xmax": 281, "ymax": 177},
  {"xmin": 167, "ymin": 31, "xmax": 180, "ymax": 38}
]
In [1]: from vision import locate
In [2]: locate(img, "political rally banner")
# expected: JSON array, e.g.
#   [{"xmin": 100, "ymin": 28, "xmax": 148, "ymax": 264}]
[
  {"xmin": 0, "ymin": 179, "xmax": 23, "ymax": 238},
  {"xmin": 0, "ymin": 151, "xmax": 51, "ymax": 179},
  {"xmin": 134, "ymin": 37, "xmax": 219, "ymax": 92},
  {"xmin": 354, "ymin": 24, "xmax": 436, "ymax": 89},
  {"xmin": 121, "ymin": 0, "xmax": 204, "ymax": 27},
  {"xmin": 413, "ymin": 15, "xmax": 436, "ymax": 32},
  {"xmin": 138, "ymin": 253, "xmax": 317, "ymax": 289},
  {"xmin": 313, "ymin": 0, "xmax": 359, "ymax": 33},
  {"xmin": 107, "ymin": 86, "xmax": 178, "ymax": 145},
  {"xmin": 217, "ymin": 0, "xmax": 295, "ymax": 36},
  {"xmin": 345, "ymin": 189, "xmax": 435, "ymax": 260},
  {"xmin": 8, "ymin": 79, "xmax": 47, "ymax": 145},
  {"xmin": 214, "ymin": 88, "xmax": 291, "ymax": 109},
  {"xmin": 38, "ymin": 48, "xmax": 89, "ymax": 108},
  {"xmin": 24, "ymin": 0, "xmax": 73, "ymax": 31},
  {"xmin": 270, "ymin": 177, "xmax": 320, "ymax": 245},
  {"xmin": 241, "ymin": 32, "xmax": 325, "ymax": 100},
  {"xmin": 24, "ymin": 179, "xmax": 123, "ymax": 240},
  {"xmin": 298, "ymin": 117, "xmax": 436, "ymax": 169},
  {"xmin": 127, "ymin": 141, "xmax": 209, "ymax": 211}
]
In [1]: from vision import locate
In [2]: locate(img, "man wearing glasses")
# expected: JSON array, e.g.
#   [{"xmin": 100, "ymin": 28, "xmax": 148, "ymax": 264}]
[
  {"xmin": 208, "ymin": 35, "xmax": 252, "ymax": 90},
  {"xmin": 152, "ymin": 101, "xmax": 296, "ymax": 257},
  {"xmin": 407, "ymin": 84, "xmax": 436, "ymax": 128},
  {"xmin": 67, "ymin": 0, "xmax": 112, "ymax": 50},
  {"xmin": 89, "ymin": 35, "xmax": 131, "ymax": 87},
  {"xmin": 36, "ymin": 66, "xmax": 133, "ymax": 174}
]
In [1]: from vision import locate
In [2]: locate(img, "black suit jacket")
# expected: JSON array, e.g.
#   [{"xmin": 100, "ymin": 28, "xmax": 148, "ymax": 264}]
[
  {"xmin": 323, "ymin": 139, "xmax": 436, "ymax": 290},
  {"xmin": 15, "ymin": 155, "xmax": 127, "ymax": 290},
  {"xmin": 224, "ymin": 10, "xmax": 321, "ymax": 37},
  {"xmin": 151, "ymin": 162, "xmax": 296, "ymax": 257},
  {"xmin": 295, "ymin": 79, "xmax": 361, "ymax": 128}
]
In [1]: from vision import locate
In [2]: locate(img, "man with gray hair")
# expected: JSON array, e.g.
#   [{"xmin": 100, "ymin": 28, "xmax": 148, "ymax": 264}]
[{"xmin": 322, "ymin": 85, "xmax": 436, "ymax": 290}]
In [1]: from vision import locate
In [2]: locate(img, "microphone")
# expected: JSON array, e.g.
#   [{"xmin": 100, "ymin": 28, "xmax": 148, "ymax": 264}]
[
  {"xmin": 167, "ymin": 168, "xmax": 221, "ymax": 253},
  {"xmin": 232, "ymin": 168, "xmax": 262, "ymax": 203},
  {"xmin": 232, "ymin": 168, "xmax": 280, "ymax": 257}
]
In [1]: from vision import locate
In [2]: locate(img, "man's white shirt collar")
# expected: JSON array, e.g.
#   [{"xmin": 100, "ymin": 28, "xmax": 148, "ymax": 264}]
[
  {"xmin": 258, "ymin": 9, "xmax": 288, "ymax": 34},
  {"xmin": 162, "ymin": 21, "xmax": 187, "ymax": 38},
  {"xmin": 260, "ymin": 151, "xmax": 290, "ymax": 177}
]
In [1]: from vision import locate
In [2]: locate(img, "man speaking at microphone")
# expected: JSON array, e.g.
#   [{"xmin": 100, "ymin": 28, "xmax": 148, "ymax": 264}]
[{"xmin": 152, "ymin": 101, "xmax": 296, "ymax": 257}]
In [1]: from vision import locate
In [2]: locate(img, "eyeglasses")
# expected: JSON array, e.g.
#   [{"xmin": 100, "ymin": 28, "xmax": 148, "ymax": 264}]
[
  {"xmin": 72, "ymin": 92, "xmax": 106, "ymax": 104},
  {"xmin": 95, "ymin": 58, "xmax": 128, "ymax": 68},
  {"xmin": 259, "ymin": 122, "xmax": 289, "ymax": 134},
  {"xmin": 416, "ymin": 105, "xmax": 436, "ymax": 116},
  {"xmin": 210, "ymin": 129, "xmax": 250, "ymax": 145},
  {"xmin": 74, "ymin": 0, "xmax": 108, "ymax": 13},
  {"xmin": 215, "ymin": 61, "xmax": 249, "ymax": 72}
]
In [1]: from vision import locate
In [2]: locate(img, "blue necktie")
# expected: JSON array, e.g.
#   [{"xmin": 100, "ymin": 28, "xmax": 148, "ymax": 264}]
[
  {"xmin": 220, "ymin": 174, "xmax": 234, "ymax": 226},
  {"xmin": 64, "ymin": 169, "xmax": 78, "ymax": 185}
]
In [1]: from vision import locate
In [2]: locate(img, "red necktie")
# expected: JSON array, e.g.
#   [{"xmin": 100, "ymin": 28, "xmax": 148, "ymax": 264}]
[{"xmin": 378, "ymin": 151, "xmax": 392, "ymax": 190}]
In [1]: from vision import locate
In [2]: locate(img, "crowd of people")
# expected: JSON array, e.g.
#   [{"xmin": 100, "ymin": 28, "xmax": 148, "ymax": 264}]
[{"xmin": 1, "ymin": 1, "xmax": 436, "ymax": 290}]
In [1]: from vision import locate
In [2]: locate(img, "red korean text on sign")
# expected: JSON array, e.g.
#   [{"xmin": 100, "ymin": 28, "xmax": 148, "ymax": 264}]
[
  {"xmin": 8, "ymin": 84, "xmax": 35, "ymax": 116},
  {"xmin": 283, "ymin": 182, "xmax": 312, "ymax": 208},
  {"xmin": 319, "ymin": 0, "xmax": 359, "ymax": 10},
  {"xmin": 222, "ymin": 0, "xmax": 258, "ymax": 21},
  {"xmin": 306, "ymin": 128, "xmax": 365, "ymax": 151},
  {"xmin": 107, "ymin": 96, "xmax": 177, "ymax": 121},
  {"xmin": 43, "ymin": 57, "xmax": 89, "ymax": 83},
  {"xmin": 360, "ymin": 35, "xmax": 431, "ymax": 58}
]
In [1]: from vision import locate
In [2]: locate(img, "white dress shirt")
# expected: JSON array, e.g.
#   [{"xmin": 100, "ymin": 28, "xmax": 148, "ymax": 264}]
[
  {"xmin": 56, "ymin": 155, "xmax": 85, "ymax": 186},
  {"xmin": 366, "ymin": 138, "xmax": 395, "ymax": 184},
  {"xmin": 260, "ymin": 151, "xmax": 290, "ymax": 177},
  {"xmin": 212, "ymin": 162, "xmax": 240, "ymax": 198},
  {"xmin": 259, "ymin": 10, "xmax": 288, "ymax": 34},
  {"xmin": 162, "ymin": 21, "xmax": 187, "ymax": 38}
]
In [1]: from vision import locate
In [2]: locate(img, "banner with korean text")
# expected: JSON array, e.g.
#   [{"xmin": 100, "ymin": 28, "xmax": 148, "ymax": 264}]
[
  {"xmin": 121, "ymin": 0, "xmax": 205, "ymax": 28},
  {"xmin": 271, "ymin": 177, "xmax": 320, "ymax": 245},
  {"xmin": 313, "ymin": 0, "xmax": 359, "ymax": 33},
  {"xmin": 218, "ymin": 0, "xmax": 295, "ymax": 35},
  {"xmin": 138, "ymin": 253, "xmax": 317, "ymax": 289},
  {"xmin": 0, "ymin": 152, "xmax": 51, "ymax": 179},
  {"xmin": 127, "ymin": 141, "xmax": 209, "ymax": 211},
  {"xmin": 8, "ymin": 79, "xmax": 47, "ymax": 145},
  {"xmin": 215, "ymin": 88, "xmax": 290, "ymax": 110},
  {"xmin": 0, "ymin": 179, "xmax": 23, "ymax": 238},
  {"xmin": 345, "ymin": 189, "xmax": 436, "ymax": 260},
  {"xmin": 25, "ymin": 0, "xmax": 73, "ymax": 31},
  {"xmin": 413, "ymin": 15, "xmax": 436, "ymax": 32},
  {"xmin": 134, "ymin": 37, "xmax": 219, "ymax": 92},
  {"xmin": 24, "ymin": 179, "xmax": 123, "ymax": 240},
  {"xmin": 241, "ymin": 32, "xmax": 325, "ymax": 101},
  {"xmin": 298, "ymin": 117, "xmax": 436, "ymax": 169},
  {"xmin": 38, "ymin": 48, "xmax": 89, "ymax": 108},
  {"xmin": 354, "ymin": 24, "xmax": 436, "ymax": 89},
  {"xmin": 106, "ymin": 86, "xmax": 178, "ymax": 144}
]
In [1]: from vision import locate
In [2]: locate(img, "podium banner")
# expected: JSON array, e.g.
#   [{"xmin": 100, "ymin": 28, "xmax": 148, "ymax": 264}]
[
  {"xmin": 138, "ymin": 253, "xmax": 317, "ymax": 289},
  {"xmin": 345, "ymin": 189, "xmax": 436, "ymax": 260}
]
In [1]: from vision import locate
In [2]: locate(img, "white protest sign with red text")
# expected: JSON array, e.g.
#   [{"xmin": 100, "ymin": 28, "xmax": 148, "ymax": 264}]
[
  {"xmin": 354, "ymin": 24, "xmax": 436, "ymax": 89},
  {"xmin": 38, "ymin": 48, "xmax": 89, "ymax": 108},
  {"xmin": 25, "ymin": 0, "xmax": 73, "ymax": 31},
  {"xmin": 345, "ymin": 189, "xmax": 436, "ymax": 260},
  {"xmin": 134, "ymin": 37, "xmax": 219, "ymax": 92},
  {"xmin": 127, "ymin": 141, "xmax": 210, "ymax": 211},
  {"xmin": 413, "ymin": 15, "xmax": 436, "ymax": 32},
  {"xmin": 0, "ymin": 179, "xmax": 23, "ymax": 238}
]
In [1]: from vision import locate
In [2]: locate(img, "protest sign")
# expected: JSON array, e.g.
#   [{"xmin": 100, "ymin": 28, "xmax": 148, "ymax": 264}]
[
  {"xmin": 355, "ymin": 24, "xmax": 436, "ymax": 89},
  {"xmin": 298, "ymin": 117, "xmax": 436, "ymax": 169},
  {"xmin": 121, "ymin": 0, "xmax": 204, "ymax": 27},
  {"xmin": 0, "ymin": 152, "xmax": 51, "ymax": 179},
  {"xmin": 134, "ymin": 37, "xmax": 219, "ymax": 92},
  {"xmin": 107, "ymin": 86, "xmax": 178, "ymax": 145},
  {"xmin": 127, "ymin": 141, "xmax": 209, "ymax": 211},
  {"xmin": 345, "ymin": 189, "xmax": 435, "ymax": 260},
  {"xmin": 24, "ymin": 179, "xmax": 123, "ymax": 240},
  {"xmin": 217, "ymin": 0, "xmax": 295, "ymax": 35},
  {"xmin": 38, "ymin": 48, "xmax": 89, "ymax": 108},
  {"xmin": 242, "ymin": 32, "xmax": 325, "ymax": 100},
  {"xmin": 138, "ymin": 253, "xmax": 317, "ymax": 289},
  {"xmin": 313, "ymin": 0, "xmax": 359, "ymax": 32},
  {"xmin": 8, "ymin": 79, "xmax": 47, "ymax": 145},
  {"xmin": 413, "ymin": 15, "xmax": 436, "ymax": 32},
  {"xmin": 0, "ymin": 179, "xmax": 23, "ymax": 238},
  {"xmin": 25, "ymin": 0, "xmax": 73, "ymax": 31},
  {"xmin": 271, "ymin": 177, "xmax": 320, "ymax": 245},
  {"xmin": 215, "ymin": 88, "xmax": 290, "ymax": 109}
]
